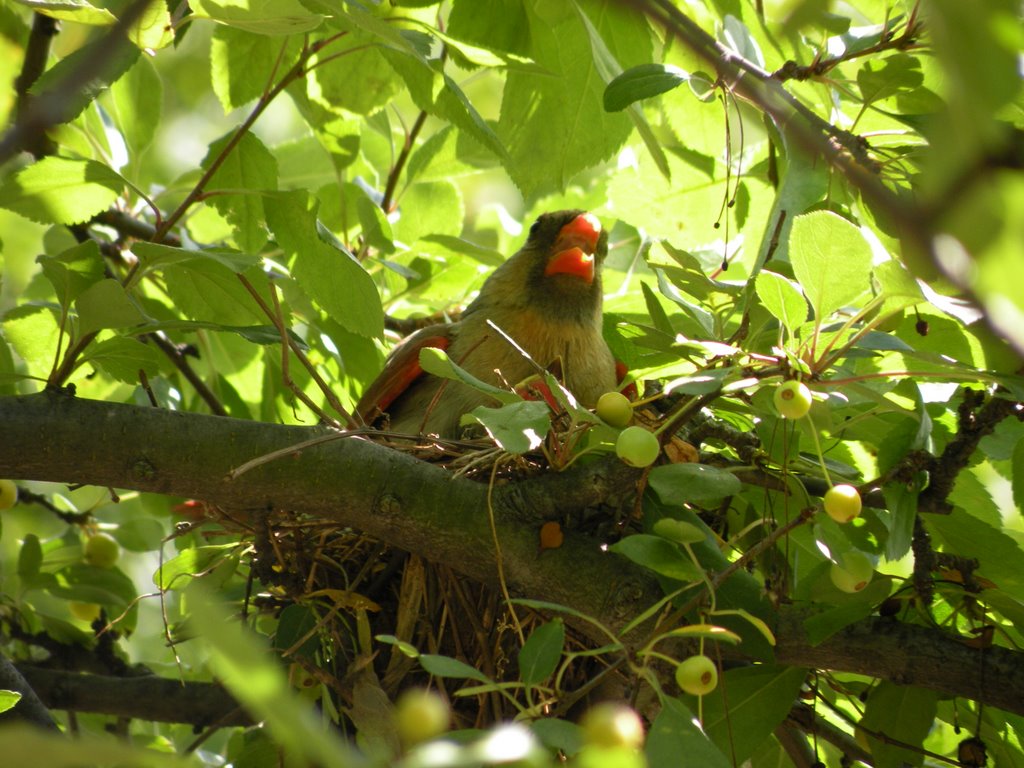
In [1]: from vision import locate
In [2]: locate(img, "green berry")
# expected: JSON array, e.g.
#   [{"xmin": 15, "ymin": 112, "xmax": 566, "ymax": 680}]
[
  {"xmin": 395, "ymin": 688, "xmax": 450, "ymax": 746},
  {"xmin": 830, "ymin": 551, "xmax": 873, "ymax": 593},
  {"xmin": 0, "ymin": 480, "xmax": 18, "ymax": 511},
  {"xmin": 675, "ymin": 654, "xmax": 718, "ymax": 696},
  {"xmin": 596, "ymin": 391, "xmax": 633, "ymax": 428},
  {"xmin": 824, "ymin": 484, "xmax": 862, "ymax": 523},
  {"xmin": 69, "ymin": 601, "xmax": 102, "ymax": 622},
  {"xmin": 580, "ymin": 702, "xmax": 644, "ymax": 749},
  {"xmin": 615, "ymin": 426, "xmax": 660, "ymax": 468},
  {"xmin": 773, "ymin": 380, "xmax": 812, "ymax": 419},
  {"xmin": 84, "ymin": 532, "xmax": 120, "ymax": 569}
]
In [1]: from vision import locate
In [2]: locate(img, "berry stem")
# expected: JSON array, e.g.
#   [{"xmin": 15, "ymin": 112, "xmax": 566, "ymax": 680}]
[{"xmin": 807, "ymin": 417, "xmax": 833, "ymax": 488}]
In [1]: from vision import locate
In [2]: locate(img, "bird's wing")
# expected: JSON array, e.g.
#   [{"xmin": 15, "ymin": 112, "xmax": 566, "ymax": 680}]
[{"xmin": 355, "ymin": 323, "xmax": 452, "ymax": 424}]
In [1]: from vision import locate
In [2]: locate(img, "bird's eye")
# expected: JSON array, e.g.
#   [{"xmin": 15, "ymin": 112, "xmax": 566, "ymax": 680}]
[{"xmin": 529, "ymin": 221, "xmax": 540, "ymax": 238}]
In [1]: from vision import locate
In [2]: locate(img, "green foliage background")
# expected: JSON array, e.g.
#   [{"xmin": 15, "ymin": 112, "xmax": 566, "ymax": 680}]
[{"xmin": 0, "ymin": 0, "xmax": 1023, "ymax": 766}]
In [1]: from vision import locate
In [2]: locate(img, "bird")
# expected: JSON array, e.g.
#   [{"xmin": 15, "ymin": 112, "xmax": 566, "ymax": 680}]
[{"xmin": 356, "ymin": 210, "xmax": 620, "ymax": 438}]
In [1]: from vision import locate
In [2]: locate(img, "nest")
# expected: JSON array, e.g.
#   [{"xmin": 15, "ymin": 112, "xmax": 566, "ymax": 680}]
[{"xmin": 201, "ymin": 434, "xmax": 630, "ymax": 731}]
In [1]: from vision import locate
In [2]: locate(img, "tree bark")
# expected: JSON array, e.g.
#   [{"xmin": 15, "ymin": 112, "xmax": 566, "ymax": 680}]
[{"xmin": 2, "ymin": 392, "xmax": 1023, "ymax": 717}]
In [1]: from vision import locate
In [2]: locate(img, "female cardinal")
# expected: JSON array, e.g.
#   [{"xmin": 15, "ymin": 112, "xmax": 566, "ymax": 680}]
[{"xmin": 356, "ymin": 210, "xmax": 619, "ymax": 437}]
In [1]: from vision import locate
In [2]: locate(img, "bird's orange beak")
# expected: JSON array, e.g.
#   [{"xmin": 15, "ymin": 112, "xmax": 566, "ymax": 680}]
[{"xmin": 544, "ymin": 213, "xmax": 602, "ymax": 284}]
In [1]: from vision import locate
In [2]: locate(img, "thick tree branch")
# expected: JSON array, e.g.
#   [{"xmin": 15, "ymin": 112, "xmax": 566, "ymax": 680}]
[
  {"xmin": 14, "ymin": 665, "xmax": 250, "ymax": 728},
  {"xmin": 1, "ymin": 393, "xmax": 1023, "ymax": 716},
  {"xmin": 0, "ymin": 657, "xmax": 58, "ymax": 730}
]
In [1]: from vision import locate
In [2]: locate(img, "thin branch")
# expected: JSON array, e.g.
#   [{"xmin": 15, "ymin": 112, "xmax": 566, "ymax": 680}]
[
  {"xmin": 381, "ymin": 110, "xmax": 428, "ymax": 213},
  {"xmin": 148, "ymin": 32, "xmax": 347, "ymax": 247},
  {"xmin": 146, "ymin": 332, "xmax": 228, "ymax": 416},
  {"xmin": 917, "ymin": 388, "xmax": 1023, "ymax": 514},
  {"xmin": 772, "ymin": 6, "xmax": 924, "ymax": 82},
  {"xmin": 12, "ymin": 13, "xmax": 60, "ymax": 158},
  {"xmin": 236, "ymin": 275, "xmax": 359, "ymax": 429}
]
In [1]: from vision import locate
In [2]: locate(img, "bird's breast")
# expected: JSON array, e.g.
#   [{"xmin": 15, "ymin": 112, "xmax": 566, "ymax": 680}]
[{"xmin": 452, "ymin": 308, "xmax": 616, "ymax": 407}]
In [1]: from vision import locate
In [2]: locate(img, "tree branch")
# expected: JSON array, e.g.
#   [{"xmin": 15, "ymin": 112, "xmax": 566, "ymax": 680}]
[
  {"xmin": 14, "ymin": 665, "xmax": 250, "ymax": 728},
  {"xmin": 1, "ymin": 393, "xmax": 1023, "ymax": 716},
  {"xmin": 0, "ymin": 657, "xmax": 58, "ymax": 730}
]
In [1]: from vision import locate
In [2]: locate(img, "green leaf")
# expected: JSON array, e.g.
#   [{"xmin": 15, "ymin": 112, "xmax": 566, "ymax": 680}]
[
  {"xmin": 857, "ymin": 53, "xmax": 923, "ymax": 104},
  {"xmin": 604, "ymin": 63, "xmax": 689, "ymax": 111},
  {"xmin": 190, "ymin": 0, "xmax": 323, "ymax": 34},
  {"xmin": 755, "ymin": 270, "xmax": 807, "ymax": 336},
  {"xmin": 107, "ymin": 55, "xmax": 163, "ymax": 156},
  {"xmin": 211, "ymin": 26, "xmax": 279, "ymax": 112},
  {"xmin": 392, "ymin": 181, "xmax": 464, "ymax": 245},
  {"xmin": 38, "ymin": 241, "xmax": 105, "ymax": 308},
  {"xmin": 129, "ymin": 242, "xmax": 260, "ymax": 281},
  {"xmin": 447, "ymin": 0, "xmax": 530, "ymax": 56},
  {"xmin": 575, "ymin": 5, "xmax": 671, "ymax": 180},
  {"xmin": 48, "ymin": 563, "xmax": 139, "ymax": 631},
  {"xmin": 881, "ymin": 483, "xmax": 918, "ymax": 561},
  {"xmin": 421, "ymin": 234, "xmax": 504, "ymax": 267},
  {"xmin": 354, "ymin": 194, "xmax": 395, "ymax": 255},
  {"xmin": 609, "ymin": 534, "xmax": 703, "ymax": 582},
  {"xmin": 928, "ymin": 511, "xmax": 1024, "ymax": 592},
  {"xmin": 0, "ymin": 157, "xmax": 124, "ymax": 225},
  {"xmin": 154, "ymin": 544, "xmax": 240, "ymax": 591},
  {"xmin": 470, "ymin": 400, "xmax": 551, "ymax": 454},
  {"xmin": 266, "ymin": 191, "xmax": 384, "ymax": 339},
  {"xmin": 161, "ymin": 259, "xmax": 265, "ymax": 326},
  {"xmin": 306, "ymin": 35, "xmax": 403, "ymax": 117},
  {"xmin": 13, "ymin": 0, "xmax": 115, "ymax": 24},
  {"xmin": 698, "ymin": 666, "xmax": 808, "ymax": 764},
  {"xmin": 75, "ymin": 279, "xmax": 145, "ymax": 337},
  {"xmin": 202, "ymin": 131, "xmax": 278, "ymax": 253},
  {"xmin": 418, "ymin": 347, "xmax": 520, "ymax": 404},
  {"xmin": 1013, "ymin": 437, "xmax": 1024, "ymax": 515},
  {"xmin": 496, "ymin": 1, "xmax": 651, "ymax": 197},
  {"xmin": 860, "ymin": 683, "xmax": 938, "ymax": 768},
  {"xmin": 649, "ymin": 463, "xmax": 742, "ymax": 504},
  {"xmin": 646, "ymin": 698, "xmax": 731, "ymax": 768},
  {"xmin": 802, "ymin": 578, "xmax": 891, "ymax": 645},
  {"xmin": 187, "ymin": 590, "xmax": 357, "ymax": 768},
  {"xmin": 126, "ymin": 0, "xmax": 174, "ymax": 50},
  {"xmin": 0, "ymin": 690, "xmax": 21, "ymax": 715},
  {"xmin": 382, "ymin": 50, "xmax": 509, "ymax": 165},
  {"xmin": 789, "ymin": 211, "xmax": 872, "ymax": 320},
  {"xmin": 652, "ymin": 518, "xmax": 706, "ymax": 545},
  {"xmin": 419, "ymin": 654, "xmax": 491, "ymax": 682},
  {"xmin": 17, "ymin": 534, "xmax": 42, "ymax": 581},
  {"xmin": 518, "ymin": 619, "xmax": 564, "ymax": 687},
  {"xmin": 30, "ymin": 35, "xmax": 139, "ymax": 124},
  {"xmin": 1, "ymin": 305, "xmax": 61, "ymax": 378},
  {"xmin": 273, "ymin": 604, "xmax": 320, "ymax": 657},
  {"xmin": 80, "ymin": 336, "xmax": 161, "ymax": 383}
]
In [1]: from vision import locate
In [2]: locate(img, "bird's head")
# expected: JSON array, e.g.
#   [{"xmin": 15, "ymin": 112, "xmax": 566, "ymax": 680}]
[{"xmin": 470, "ymin": 210, "xmax": 609, "ymax": 324}]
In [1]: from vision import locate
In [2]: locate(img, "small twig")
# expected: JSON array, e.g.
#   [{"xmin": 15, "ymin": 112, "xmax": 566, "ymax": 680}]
[
  {"xmin": 146, "ymin": 332, "xmax": 228, "ymax": 416},
  {"xmin": 16, "ymin": 487, "xmax": 92, "ymax": 525},
  {"xmin": 772, "ymin": 7, "xmax": 925, "ymax": 82},
  {"xmin": 237, "ymin": 275, "xmax": 359, "ymax": 429},
  {"xmin": 381, "ymin": 110, "xmax": 428, "ymax": 213},
  {"xmin": 653, "ymin": 507, "xmax": 813, "ymax": 636},
  {"xmin": 147, "ymin": 31, "xmax": 348, "ymax": 248},
  {"xmin": 94, "ymin": 209, "xmax": 182, "ymax": 247}
]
